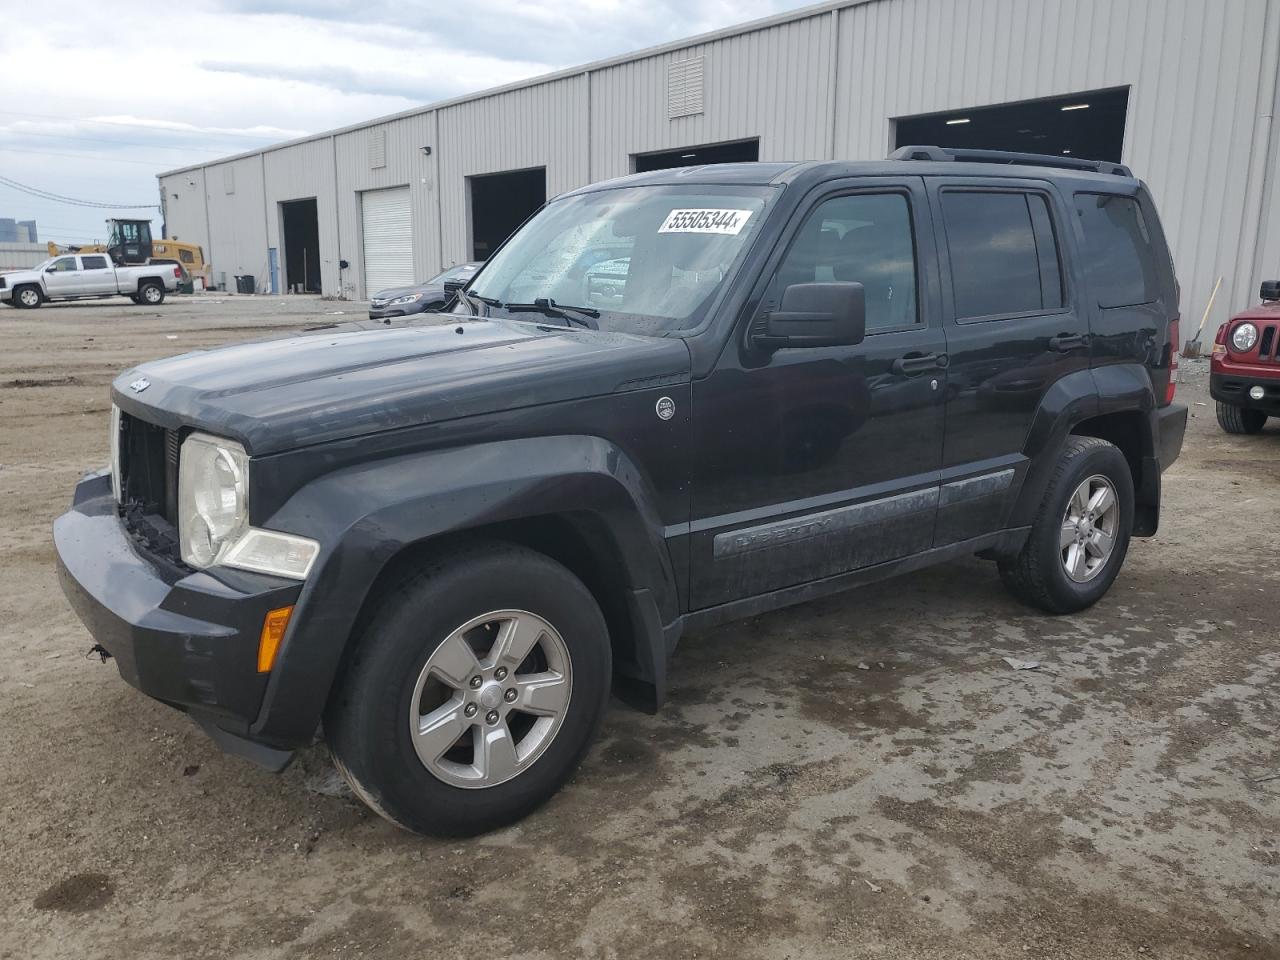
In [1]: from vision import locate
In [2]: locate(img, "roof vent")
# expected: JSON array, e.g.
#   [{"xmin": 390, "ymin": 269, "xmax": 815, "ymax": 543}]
[
  {"xmin": 668, "ymin": 56, "xmax": 705, "ymax": 119},
  {"xmin": 369, "ymin": 129, "xmax": 387, "ymax": 170}
]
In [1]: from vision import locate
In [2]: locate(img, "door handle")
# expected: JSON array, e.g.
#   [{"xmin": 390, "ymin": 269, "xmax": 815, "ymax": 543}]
[
  {"xmin": 892, "ymin": 352, "xmax": 949, "ymax": 375},
  {"xmin": 1049, "ymin": 333, "xmax": 1090, "ymax": 352}
]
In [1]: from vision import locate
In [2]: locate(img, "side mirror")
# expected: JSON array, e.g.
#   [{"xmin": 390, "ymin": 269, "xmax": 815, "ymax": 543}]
[
  {"xmin": 1261, "ymin": 281, "xmax": 1280, "ymax": 302},
  {"xmin": 756, "ymin": 282, "xmax": 866, "ymax": 349},
  {"xmin": 442, "ymin": 279, "xmax": 465, "ymax": 296},
  {"xmin": 45, "ymin": 266, "xmax": 57, "ymax": 273}
]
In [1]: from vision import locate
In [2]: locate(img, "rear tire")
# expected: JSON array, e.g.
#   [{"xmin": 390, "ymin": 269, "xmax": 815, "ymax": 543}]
[
  {"xmin": 1216, "ymin": 401, "xmax": 1267, "ymax": 435},
  {"xmin": 138, "ymin": 282, "xmax": 165, "ymax": 305},
  {"xmin": 325, "ymin": 541, "xmax": 612, "ymax": 836},
  {"xmin": 13, "ymin": 286, "xmax": 41, "ymax": 309},
  {"xmin": 998, "ymin": 436, "xmax": 1134, "ymax": 614}
]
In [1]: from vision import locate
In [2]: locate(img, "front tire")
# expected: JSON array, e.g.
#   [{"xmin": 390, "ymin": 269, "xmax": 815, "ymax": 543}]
[
  {"xmin": 1216, "ymin": 402, "xmax": 1267, "ymax": 435},
  {"xmin": 13, "ymin": 286, "xmax": 41, "ymax": 309},
  {"xmin": 998, "ymin": 436, "xmax": 1134, "ymax": 614},
  {"xmin": 325, "ymin": 542, "xmax": 612, "ymax": 836}
]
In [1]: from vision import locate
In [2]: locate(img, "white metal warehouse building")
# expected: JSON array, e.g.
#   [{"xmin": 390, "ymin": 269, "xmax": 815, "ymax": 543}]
[{"xmin": 158, "ymin": 0, "xmax": 1280, "ymax": 326}]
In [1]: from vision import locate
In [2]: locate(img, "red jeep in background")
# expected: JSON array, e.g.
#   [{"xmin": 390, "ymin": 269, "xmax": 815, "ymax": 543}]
[{"xmin": 1211, "ymin": 281, "xmax": 1280, "ymax": 434}]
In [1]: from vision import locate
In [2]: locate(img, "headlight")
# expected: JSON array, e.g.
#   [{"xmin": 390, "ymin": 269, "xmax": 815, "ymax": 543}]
[
  {"xmin": 1231, "ymin": 322, "xmax": 1258, "ymax": 352},
  {"xmin": 177, "ymin": 432, "xmax": 319, "ymax": 579},
  {"xmin": 179, "ymin": 432, "xmax": 249, "ymax": 567},
  {"xmin": 389, "ymin": 292, "xmax": 423, "ymax": 306}
]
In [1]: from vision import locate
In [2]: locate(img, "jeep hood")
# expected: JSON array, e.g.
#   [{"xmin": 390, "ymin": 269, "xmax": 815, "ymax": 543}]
[{"xmin": 112, "ymin": 317, "xmax": 691, "ymax": 455}]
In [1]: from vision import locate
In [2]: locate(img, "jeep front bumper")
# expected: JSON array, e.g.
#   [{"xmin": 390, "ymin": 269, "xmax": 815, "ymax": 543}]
[
  {"xmin": 1211, "ymin": 372, "xmax": 1280, "ymax": 417},
  {"xmin": 53, "ymin": 470, "xmax": 303, "ymax": 770}
]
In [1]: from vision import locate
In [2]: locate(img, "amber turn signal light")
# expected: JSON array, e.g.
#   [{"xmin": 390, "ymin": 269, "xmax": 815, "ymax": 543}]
[{"xmin": 257, "ymin": 605, "xmax": 294, "ymax": 673}]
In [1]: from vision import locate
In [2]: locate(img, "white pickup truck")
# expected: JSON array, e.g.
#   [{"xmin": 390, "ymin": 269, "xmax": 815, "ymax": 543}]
[{"xmin": 0, "ymin": 254, "xmax": 180, "ymax": 309}]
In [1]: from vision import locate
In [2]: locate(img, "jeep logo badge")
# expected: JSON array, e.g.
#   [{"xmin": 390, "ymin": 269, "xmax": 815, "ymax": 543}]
[
  {"xmin": 129, "ymin": 377, "xmax": 151, "ymax": 393},
  {"xmin": 655, "ymin": 396, "xmax": 675, "ymax": 421}
]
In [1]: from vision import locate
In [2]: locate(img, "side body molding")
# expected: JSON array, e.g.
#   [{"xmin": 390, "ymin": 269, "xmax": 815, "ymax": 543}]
[{"xmin": 249, "ymin": 435, "xmax": 679, "ymax": 747}]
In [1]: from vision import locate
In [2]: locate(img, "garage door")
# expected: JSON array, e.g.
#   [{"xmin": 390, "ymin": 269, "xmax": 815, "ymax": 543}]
[{"xmin": 361, "ymin": 187, "xmax": 414, "ymax": 296}]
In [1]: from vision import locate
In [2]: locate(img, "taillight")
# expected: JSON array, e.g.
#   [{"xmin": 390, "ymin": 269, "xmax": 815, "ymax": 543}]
[
  {"xmin": 1165, "ymin": 317, "xmax": 1179, "ymax": 405},
  {"xmin": 173, "ymin": 266, "xmax": 182, "ymax": 279}
]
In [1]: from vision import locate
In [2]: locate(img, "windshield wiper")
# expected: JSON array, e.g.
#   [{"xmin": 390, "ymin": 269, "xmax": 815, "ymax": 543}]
[{"xmin": 503, "ymin": 298, "xmax": 600, "ymax": 329}]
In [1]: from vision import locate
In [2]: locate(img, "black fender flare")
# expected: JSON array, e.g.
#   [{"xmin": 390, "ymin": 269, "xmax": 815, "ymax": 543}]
[
  {"xmin": 249, "ymin": 435, "xmax": 678, "ymax": 747},
  {"xmin": 1008, "ymin": 364, "xmax": 1158, "ymax": 531}
]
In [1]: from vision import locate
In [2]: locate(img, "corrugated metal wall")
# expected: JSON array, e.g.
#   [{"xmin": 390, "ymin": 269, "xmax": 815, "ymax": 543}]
[
  {"xmin": 161, "ymin": 168, "xmax": 209, "ymax": 275},
  {"xmin": 833, "ymin": 0, "xmax": 1279, "ymax": 333},
  {"xmin": 159, "ymin": 0, "xmax": 1280, "ymax": 319},
  {"xmin": 334, "ymin": 112, "xmax": 440, "ymax": 299},
  {"xmin": 202, "ymin": 155, "xmax": 268, "ymax": 290},
  {"xmin": 437, "ymin": 74, "xmax": 589, "ymax": 268},
  {"xmin": 0, "ymin": 242, "xmax": 51, "ymax": 271},
  {"xmin": 590, "ymin": 15, "xmax": 834, "ymax": 179},
  {"xmin": 262, "ymin": 138, "xmax": 340, "ymax": 296}
]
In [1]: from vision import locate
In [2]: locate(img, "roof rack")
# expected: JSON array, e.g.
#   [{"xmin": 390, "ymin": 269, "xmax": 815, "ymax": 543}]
[{"xmin": 889, "ymin": 145, "xmax": 1132, "ymax": 178}]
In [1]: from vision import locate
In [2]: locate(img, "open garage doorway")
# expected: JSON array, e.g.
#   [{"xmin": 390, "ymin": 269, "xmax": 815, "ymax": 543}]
[
  {"xmin": 469, "ymin": 167, "xmax": 545, "ymax": 261},
  {"xmin": 894, "ymin": 88, "xmax": 1129, "ymax": 163},
  {"xmin": 281, "ymin": 198, "xmax": 321, "ymax": 293},
  {"xmin": 634, "ymin": 138, "xmax": 760, "ymax": 172}
]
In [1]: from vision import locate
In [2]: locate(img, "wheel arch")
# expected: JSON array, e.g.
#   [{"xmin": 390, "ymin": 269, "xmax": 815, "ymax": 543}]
[
  {"xmin": 248, "ymin": 436, "xmax": 680, "ymax": 748},
  {"xmin": 1010, "ymin": 364, "xmax": 1160, "ymax": 537}
]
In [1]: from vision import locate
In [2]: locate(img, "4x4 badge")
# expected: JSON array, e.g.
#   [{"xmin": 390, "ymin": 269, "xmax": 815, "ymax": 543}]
[
  {"xmin": 655, "ymin": 396, "xmax": 675, "ymax": 421},
  {"xmin": 129, "ymin": 377, "xmax": 150, "ymax": 393}
]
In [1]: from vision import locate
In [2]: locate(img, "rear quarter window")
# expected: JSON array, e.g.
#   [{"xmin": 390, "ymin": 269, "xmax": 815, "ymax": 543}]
[{"xmin": 1073, "ymin": 193, "xmax": 1160, "ymax": 307}]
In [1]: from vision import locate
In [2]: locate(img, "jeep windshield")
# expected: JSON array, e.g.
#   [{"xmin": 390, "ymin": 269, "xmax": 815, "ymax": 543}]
[{"xmin": 462, "ymin": 184, "xmax": 774, "ymax": 335}]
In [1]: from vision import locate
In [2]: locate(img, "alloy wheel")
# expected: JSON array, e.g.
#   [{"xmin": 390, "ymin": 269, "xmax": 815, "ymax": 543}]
[
  {"xmin": 408, "ymin": 609, "xmax": 572, "ymax": 789},
  {"xmin": 1060, "ymin": 474, "xmax": 1119, "ymax": 583}
]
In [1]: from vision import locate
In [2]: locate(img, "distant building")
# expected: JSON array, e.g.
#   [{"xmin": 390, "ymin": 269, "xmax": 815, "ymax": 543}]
[
  {"xmin": 0, "ymin": 219, "xmax": 38, "ymax": 243},
  {"xmin": 159, "ymin": 0, "xmax": 1280, "ymax": 321}
]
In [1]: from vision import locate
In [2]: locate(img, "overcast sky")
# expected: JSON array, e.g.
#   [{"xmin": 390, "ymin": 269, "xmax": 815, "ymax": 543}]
[{"xmin": 0, "ymin": 0, "xmax": 802, "ymax": 246}]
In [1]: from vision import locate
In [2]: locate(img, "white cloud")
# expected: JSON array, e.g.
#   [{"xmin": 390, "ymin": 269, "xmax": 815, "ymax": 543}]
[{"xmin": 0, "ymin": 0, "xmax": 801, "ymax": 242}]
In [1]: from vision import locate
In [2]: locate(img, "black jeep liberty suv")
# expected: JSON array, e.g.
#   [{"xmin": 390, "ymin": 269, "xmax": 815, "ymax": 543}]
[{"xmin": 55, "ymin": 147, "xmax": 1187, "ymax": 836}]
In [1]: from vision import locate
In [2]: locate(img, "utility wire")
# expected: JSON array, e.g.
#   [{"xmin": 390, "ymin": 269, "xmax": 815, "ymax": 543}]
[{"xmin": 0, "ymin": 174, "xmax": 156, "ymax": 209}]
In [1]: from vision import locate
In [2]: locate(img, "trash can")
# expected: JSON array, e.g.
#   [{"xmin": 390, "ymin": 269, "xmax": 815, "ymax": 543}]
[{"xmin": 234, "ymin": 275, "xmax": 255, "ymax": 294}]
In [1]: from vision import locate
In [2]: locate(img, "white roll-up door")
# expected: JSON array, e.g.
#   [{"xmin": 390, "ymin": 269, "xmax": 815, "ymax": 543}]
[{"xmin": 361, "ymin": 187, "xmax": 414, "ymax": 295}]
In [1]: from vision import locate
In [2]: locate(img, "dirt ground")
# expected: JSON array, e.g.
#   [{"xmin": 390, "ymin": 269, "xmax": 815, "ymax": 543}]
[{"xmin": 1, "ymin": 294, "xmax": 1277, "ymax": 960}]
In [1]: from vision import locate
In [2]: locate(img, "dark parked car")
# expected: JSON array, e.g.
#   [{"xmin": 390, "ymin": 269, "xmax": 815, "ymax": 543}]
[
  {"xmin": 55, "ymin": 147, "xmax": 1186, "ymax": 837},
  {"xmin": 367, "ymin": 261, "xmax": 481, "ymax": 319}
]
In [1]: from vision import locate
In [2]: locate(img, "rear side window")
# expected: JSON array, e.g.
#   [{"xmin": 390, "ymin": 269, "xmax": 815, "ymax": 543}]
[
  {"xmin": 1074, "ymin": 193, "xmax": 1159, "ymax": 307},
  {"xmin": 941, "ymin": 191, "xmax": 1063, "ymax": 320},
  {"xmin": 81, "ymin": 255, "xmax": 109, "ymax": 269}
]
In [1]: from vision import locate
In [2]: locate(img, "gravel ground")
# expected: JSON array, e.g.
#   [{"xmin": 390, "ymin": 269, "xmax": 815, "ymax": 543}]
[{"xmin": 1, "ymin": 295, "xmax": 1277, "ymax": 960}]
